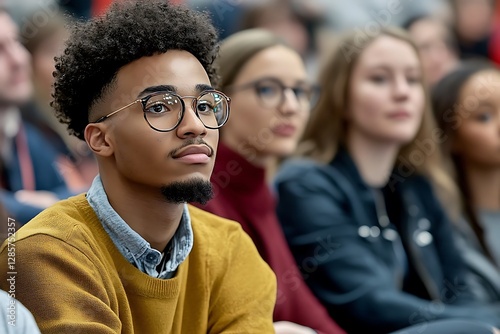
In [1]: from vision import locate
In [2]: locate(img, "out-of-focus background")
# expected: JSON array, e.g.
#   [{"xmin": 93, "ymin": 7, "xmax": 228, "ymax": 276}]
[{"xmin": 1, "ymin": 0, "xmax": 499, "ymax": 222}]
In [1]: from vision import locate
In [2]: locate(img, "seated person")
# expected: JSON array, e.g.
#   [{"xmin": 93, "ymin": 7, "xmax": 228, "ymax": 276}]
[
  {"xmin": 0, "ymin": 1, "xmax": 276, "ymax": 333},
  {"xmin": 0, "ymin": 8, "xmax": 72, "ymax": 224},
  {"xmin": 432, "ymin": 60, "xmax": 500, "ymax": 301}
]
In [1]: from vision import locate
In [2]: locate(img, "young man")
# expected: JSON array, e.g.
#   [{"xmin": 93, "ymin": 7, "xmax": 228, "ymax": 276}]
[{"xmin": 0, "ymin": 1, "xmax": 276, "ymax": 333}]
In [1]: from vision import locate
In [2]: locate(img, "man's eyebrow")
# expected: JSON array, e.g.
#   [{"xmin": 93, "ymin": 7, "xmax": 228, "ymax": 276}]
[
  {"xmin": 137, "ymin": 85, "xmax": 176, "ymax": 97},
  {"xmin": 196, "ymin": 84, "xmax": 214, "ymax": 92},
  {"xmin": 137, "ymin": 84, "xmax": 214, "ymax": 97}
]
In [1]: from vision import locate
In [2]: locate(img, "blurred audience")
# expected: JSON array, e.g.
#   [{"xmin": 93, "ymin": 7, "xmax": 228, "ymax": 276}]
[
  {"xmin": 404, "ymin": 15, "xmax": 460, "ymax": 86},
  {"xmin": 238, "ymin": 0, "xmax": 311, "ymax": 57},
  {"xmin": 0, "ymin": 7, "xmax": 72, "ymax": 224},
  {"xmin": 432, "ymin": 60, "xmax": 500, "ymax": 301},
  {"xmin": 21, "ymin": 10, "xmax": 97, "ymax": 190},
  {"xmin": 275, "ymin": 26, "xmax": 500, "ymax": 333},
  {"xmin": 313, "ymin": 0, "xmax": 450, "ymax": 31},
  {"xmin": 195, "ymin": 29, "xmax": 341, "ymax": 334}
]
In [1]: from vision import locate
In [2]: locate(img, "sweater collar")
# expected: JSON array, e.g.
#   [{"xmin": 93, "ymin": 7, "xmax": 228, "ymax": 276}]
[{"xmin": 86, "ymin": 175, "xmax": 193, "ymax": 279}]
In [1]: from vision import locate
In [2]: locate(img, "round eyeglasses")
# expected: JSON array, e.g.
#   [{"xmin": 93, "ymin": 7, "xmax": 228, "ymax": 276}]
[
  {"xmin": 93, "ymin": 90, "xmax": 231, "ymax": 132},
  {"xmin": 227, "ymin": 77, "xmax": 320, "ymax": 111}
]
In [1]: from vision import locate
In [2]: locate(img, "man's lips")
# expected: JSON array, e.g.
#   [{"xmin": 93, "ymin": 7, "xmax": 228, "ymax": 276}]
[{"xmin": 172, "ymin": 144, "xmax": 213, "ymax": 164}]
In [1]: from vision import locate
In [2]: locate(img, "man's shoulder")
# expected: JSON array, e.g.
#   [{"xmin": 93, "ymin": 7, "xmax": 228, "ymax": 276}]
[
  {"xmin": 188, "ymin": 204, "xmax": 244, "ymax": 238},
  {"xmin": 187, "ymin": 204, "xmax": 258, "ymax": 258},
  {"xmin": 3, "ymin": 194, "xmax": 99, "ymax": 251}
]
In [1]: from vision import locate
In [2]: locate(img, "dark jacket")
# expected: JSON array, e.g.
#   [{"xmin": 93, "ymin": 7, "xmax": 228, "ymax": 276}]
[
  {"xmin": 275, "ymin": 149, "xmax": 499, "ymax": 333},
  {"xmin": 0, "ymin": 122, "xmax": 72, "ymax": 224},
  {"xmin": 453, "ymin": 217, "xmax": 500, "ymax": 303}
]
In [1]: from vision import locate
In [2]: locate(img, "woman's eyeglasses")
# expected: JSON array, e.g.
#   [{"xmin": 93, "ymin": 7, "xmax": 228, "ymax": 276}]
[{"xmin": 226, "ymin": 77, "xmax": 319, "ymax": 110}]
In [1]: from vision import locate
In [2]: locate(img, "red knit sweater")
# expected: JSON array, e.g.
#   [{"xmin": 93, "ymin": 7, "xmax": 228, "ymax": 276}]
[{"xmin": 195, "ymin": 142, "xmax": 345, "ymax": 334}]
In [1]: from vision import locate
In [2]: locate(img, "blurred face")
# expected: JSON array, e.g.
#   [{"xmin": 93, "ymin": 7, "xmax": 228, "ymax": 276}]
[
  {"xmin": 32, "ymin": 29, "xmax": 68, "ymax": 105},
  {"xmin": 257, "ymin": 10, "xmax": 309, "ymax": 56},
  {"xmin": 453, "ymin": 70, "xmax": 500, "ymax": 168},
  {"xmin": 347, "ymin": 36, "xmax": 425, "ymax": 146},
  {"xmin": 222, "ymin": 45, "xmax": 311, "ymax": 163},
  {"xmin": 455, "ymin": 0, "xmax": 494, "ymax": 42},
  {"xmin": 0, "ymin": 12, "xmax": 32, "ymax": 108},
  {"xmin": 408, "ymin": 19, "xmax": 458, "ymax": 86},
  {"xmin": 88, "ymin": 51, "xmax": 218, "ymax": 198}
]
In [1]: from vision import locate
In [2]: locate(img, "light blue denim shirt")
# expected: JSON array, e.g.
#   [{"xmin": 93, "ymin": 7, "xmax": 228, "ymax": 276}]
[{"xmin": 86, "ymin": 175, "xmax": 193, "ymax": 279}]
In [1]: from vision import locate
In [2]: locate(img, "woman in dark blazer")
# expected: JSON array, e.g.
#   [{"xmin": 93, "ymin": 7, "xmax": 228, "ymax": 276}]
[{"xmin": 275, "ymin": 26, "xmax": 500, "ymax": 334}]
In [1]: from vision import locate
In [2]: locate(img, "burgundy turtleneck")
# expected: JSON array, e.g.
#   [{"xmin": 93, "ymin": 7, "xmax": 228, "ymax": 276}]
[{"xmin": 195, "ymin": 142, "xmax": 345, "ymax": 334}]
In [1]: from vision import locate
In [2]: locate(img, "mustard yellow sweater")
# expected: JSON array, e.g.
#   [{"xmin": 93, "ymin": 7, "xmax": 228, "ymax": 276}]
[{"xmin": 0, "ymin": 194, "xmax": 276, "ymax": 333}]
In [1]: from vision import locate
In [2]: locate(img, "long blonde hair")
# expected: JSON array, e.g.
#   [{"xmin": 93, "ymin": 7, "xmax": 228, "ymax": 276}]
[{"xmin": 301, "ymin": 26, "xmax": 459, "ymax": 218}]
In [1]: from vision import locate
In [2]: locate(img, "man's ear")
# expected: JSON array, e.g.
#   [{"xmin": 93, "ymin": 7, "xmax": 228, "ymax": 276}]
[{"xmin": 84, "ymin": 123, "xmax": 114, "ymax": 157}]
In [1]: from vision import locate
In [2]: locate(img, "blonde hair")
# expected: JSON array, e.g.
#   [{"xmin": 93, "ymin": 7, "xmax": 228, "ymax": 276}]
[
  {"xmin": 215, "ymin": 28, "xmax": 287, "ymax": 91},
  {"xmin": 301, "ymin": 26, "xmax": 459, "ymax": 219}
]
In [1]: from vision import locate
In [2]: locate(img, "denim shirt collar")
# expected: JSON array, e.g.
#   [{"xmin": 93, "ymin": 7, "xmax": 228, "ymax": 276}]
[{"xmin": 86, "ymin": 175, "xmax": 193, "ymax": 279}]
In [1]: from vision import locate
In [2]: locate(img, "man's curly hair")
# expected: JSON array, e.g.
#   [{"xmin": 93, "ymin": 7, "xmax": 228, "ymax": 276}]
[{"xmin": 52, "ymin": 0, "xmax": 219, "ymax": 140}]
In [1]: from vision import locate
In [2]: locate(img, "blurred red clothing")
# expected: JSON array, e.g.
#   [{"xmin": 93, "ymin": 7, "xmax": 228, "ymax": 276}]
[{"xmin": 92, "ymin": 0, "xmax": 185, "ymax": 17}]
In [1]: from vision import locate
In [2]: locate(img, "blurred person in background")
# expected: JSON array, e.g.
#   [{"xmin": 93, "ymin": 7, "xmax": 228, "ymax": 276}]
[
  {"xmin": 0, "ymin": 7, "xmax": 72, "ymax": 224},
  {"xmin": 22, "ymin": 10, "xmax": 97, "ymax": 191},
  {"xmin": 195, "ymin": 29, "xmax": 343, "ymax": 334},
  {"xmin": 432, "ymin": 60, "xmax": 500, "ymax": 302},
  {"xmin": 275, "ymin": 26, "xmax": 500, "ymax": 333},
  {"xmin": 236, "ymin": 0, "xmax": 323, "ymax": 79},
  {"xmin": 238, "ymin": 0, "xmax": 311, "ymax": 58},
  {"xmin": 451, "ymin": 0, "xmax": 498, "ymax": 61},
  {"xmin": 404, "ymin": 15, "xmax": 460, "ymax": 87}
]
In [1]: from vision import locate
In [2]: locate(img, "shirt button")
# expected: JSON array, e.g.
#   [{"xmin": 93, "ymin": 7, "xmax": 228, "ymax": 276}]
[
  {"xmin": 370, "ymin": 226, "xmax": 380, "ymax": 238},
  {"xmin": 415, "ymin": 231, "xmax": 433, "ymax": 247},
  {"xmin": 358, "ymin": 225, "xmax": 371, "ymax": 238},
  {"xmin": 418, "ymin": 218, "xmax": 431, "ymax": 231},
  {"xmin": 146, "ymin": 254, "xmax": 156, "ymax": 262},
  {"xmin": 383, "ymin": 228, "xmax": 398, "ymax": 241},
  {"xmin": 378, "ymin": 215, "xmax": 390, "ymax": 228}
]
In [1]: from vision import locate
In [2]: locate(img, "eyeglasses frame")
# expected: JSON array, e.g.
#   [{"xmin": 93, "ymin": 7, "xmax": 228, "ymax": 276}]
[
  {"xmin": 225, "ymin": 77, "xmax": 320, "ymax": 110},
  {"xmin": 92, "ymin": 89, "xmax": 231, "ymax": 132}
]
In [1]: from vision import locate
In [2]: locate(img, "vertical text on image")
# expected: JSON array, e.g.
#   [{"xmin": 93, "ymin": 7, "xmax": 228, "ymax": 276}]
[{"xmin": 6, "ymin": 217, "xmax": 17, "ymax": 326}]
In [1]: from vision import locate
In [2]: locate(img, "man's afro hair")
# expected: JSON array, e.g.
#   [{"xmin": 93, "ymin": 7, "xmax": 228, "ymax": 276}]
[{"xmin": 52, "ymin": 0, "xmax": 219, "ymax": 140}]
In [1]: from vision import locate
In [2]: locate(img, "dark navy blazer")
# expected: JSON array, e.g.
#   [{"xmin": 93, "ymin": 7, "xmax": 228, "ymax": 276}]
[{"xmin": 275, "ymin": 149, "xmax": 500, "ymax": 333}]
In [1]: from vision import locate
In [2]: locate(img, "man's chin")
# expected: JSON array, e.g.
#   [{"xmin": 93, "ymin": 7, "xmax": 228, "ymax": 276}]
[{"xmin": 160, "ymin": 177, "xmax": 213, "ymax": 205}]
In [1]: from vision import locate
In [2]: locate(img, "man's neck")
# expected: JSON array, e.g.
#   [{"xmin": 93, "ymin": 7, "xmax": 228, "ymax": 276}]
[
  {"xmin": 101, "ymin": 173, "xmax": 184, "ymax": 251},
  {"xmin": 347, "ymin": 130, "xmax": 400, "ymax": 188},
  {"xmin": 464, "ymin": 163, "xmax": 500, "ymax": 212}
]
